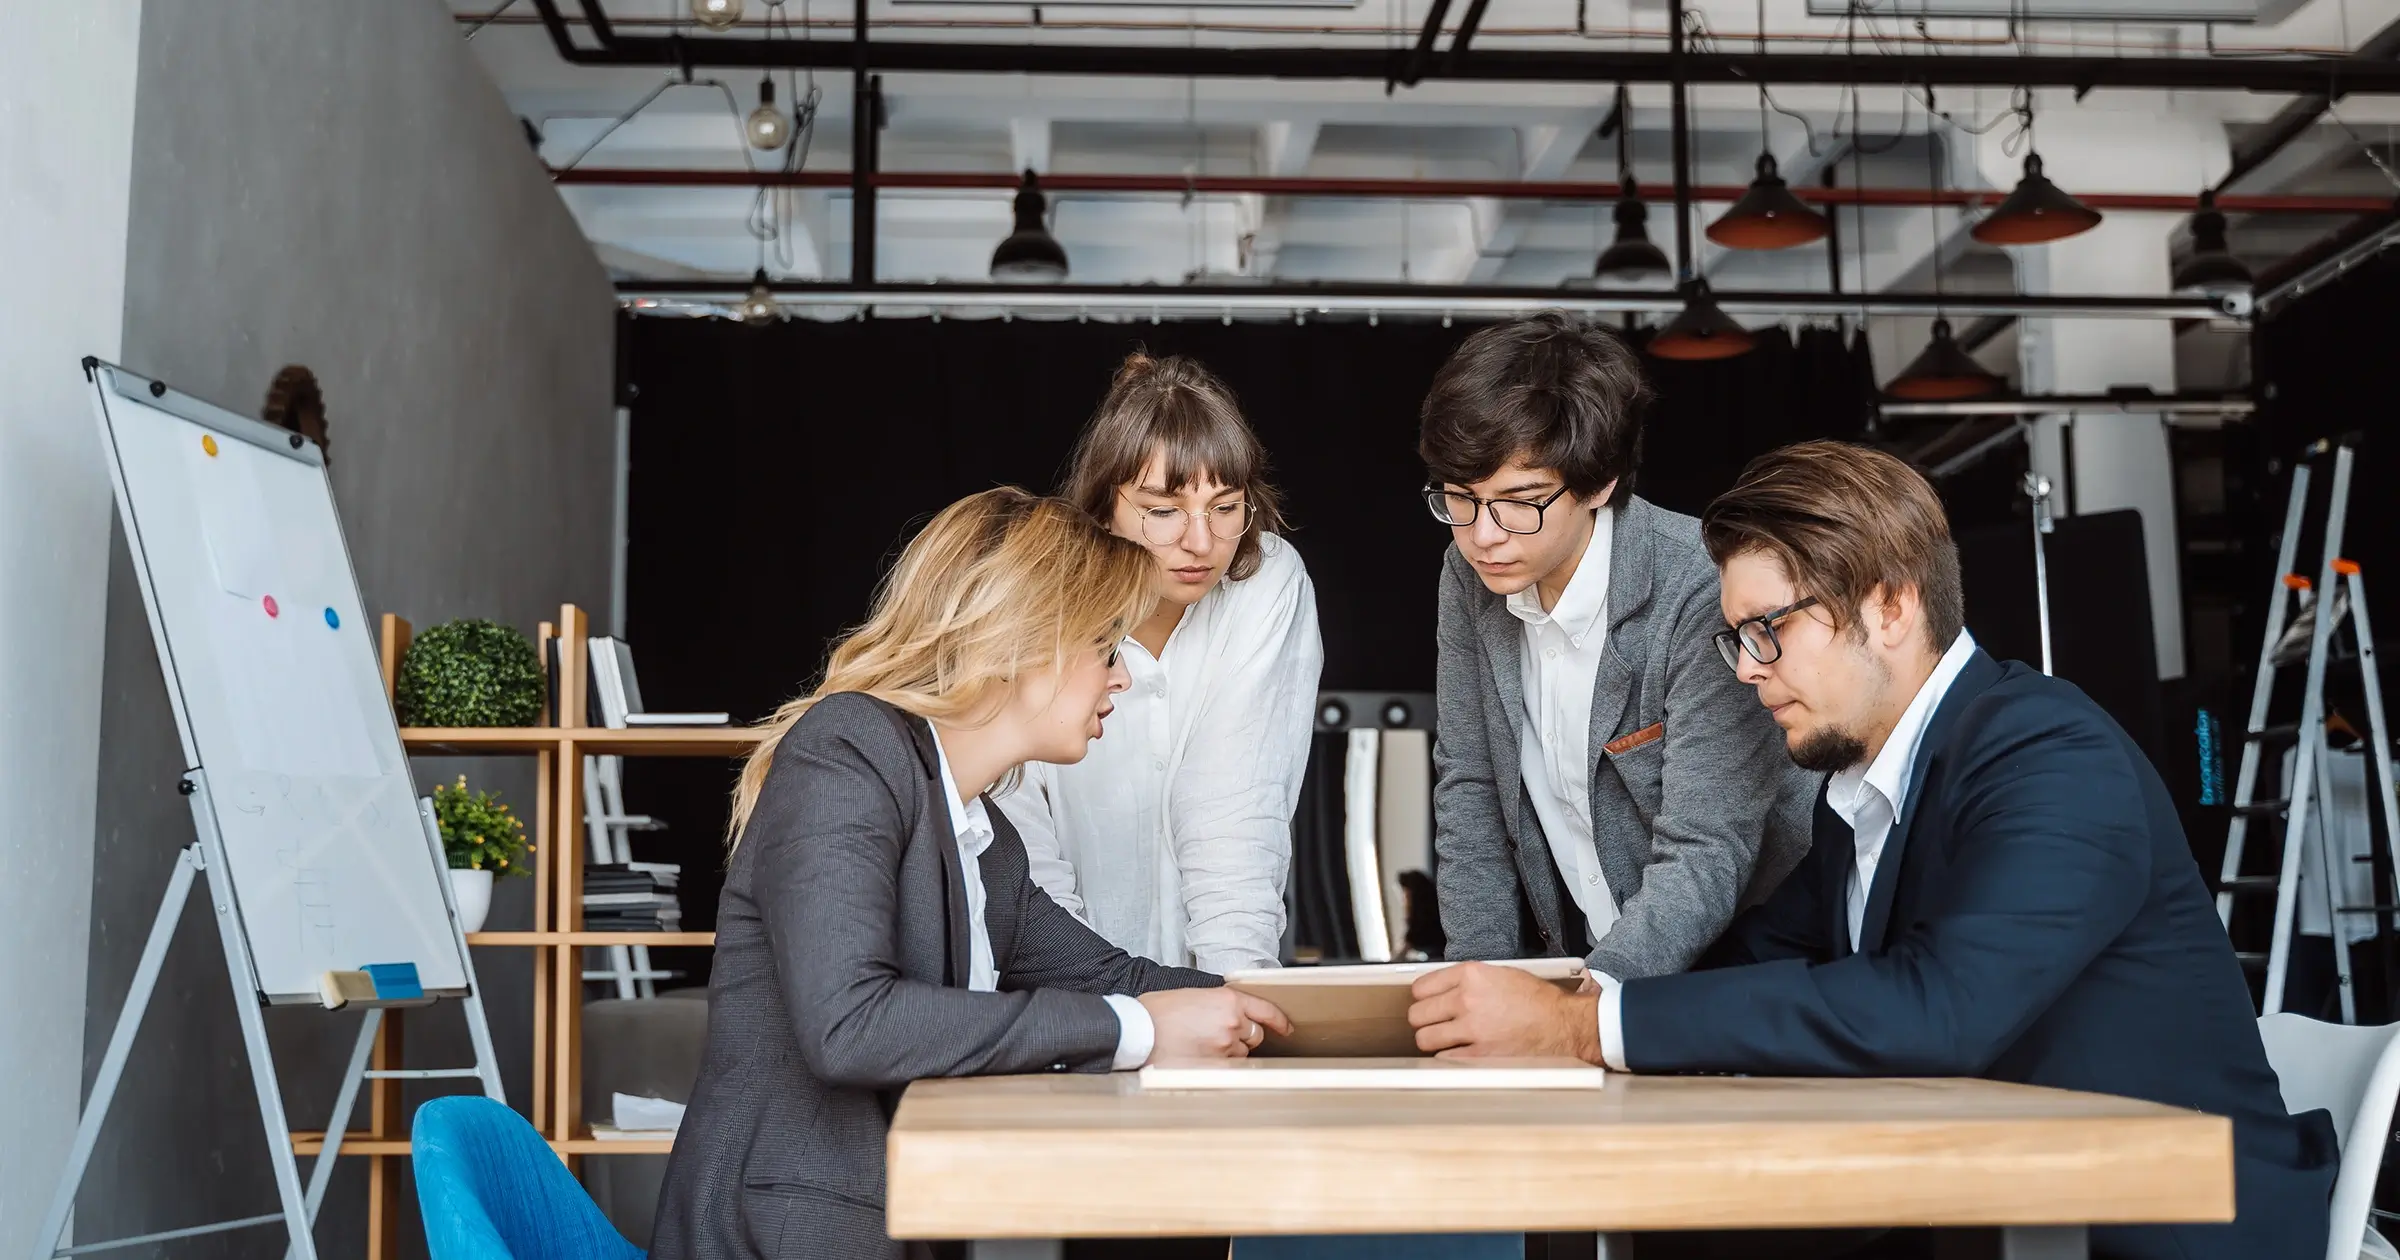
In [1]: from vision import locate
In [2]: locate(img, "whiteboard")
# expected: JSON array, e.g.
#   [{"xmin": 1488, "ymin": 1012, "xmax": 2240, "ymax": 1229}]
[{"xmin": 88, "ymin": 363, "xmax": 467, "ymax": 1001}]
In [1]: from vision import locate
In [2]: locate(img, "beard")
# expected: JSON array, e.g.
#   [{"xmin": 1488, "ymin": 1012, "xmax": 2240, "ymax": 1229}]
[{"xmin": 1789, "ymin": 726, "xmax": 1871, "ymax": 773}]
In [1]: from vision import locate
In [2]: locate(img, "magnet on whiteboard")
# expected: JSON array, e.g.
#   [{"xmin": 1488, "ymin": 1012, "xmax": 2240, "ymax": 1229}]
[
  {"xmin": 263, "ymin": 595, "xmax": 279, "ymax": 618},
  {"xmin": 202, "ymin": 435, "xmax": 219, "ymax": 457},
  {"xmin": 324, "ymin": 608, "xmax": 340, "ymax": 629}
]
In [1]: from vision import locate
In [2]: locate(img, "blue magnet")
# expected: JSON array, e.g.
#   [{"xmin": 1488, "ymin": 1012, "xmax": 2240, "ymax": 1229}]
[{"xmin": 324, "ymin": 608, "xmax": 340, "ymax": 629}]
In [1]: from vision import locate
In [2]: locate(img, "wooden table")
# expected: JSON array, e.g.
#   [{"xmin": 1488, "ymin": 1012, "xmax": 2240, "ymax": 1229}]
[{"xmin": 887, "ymin": 1072, "xmax": 2234, "ymax": 1258}]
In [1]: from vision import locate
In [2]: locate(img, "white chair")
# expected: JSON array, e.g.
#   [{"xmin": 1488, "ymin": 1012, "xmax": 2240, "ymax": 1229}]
[{"xmin": 2258, "ymin": 1012, "xmax": 2400, "ymax": 1259}]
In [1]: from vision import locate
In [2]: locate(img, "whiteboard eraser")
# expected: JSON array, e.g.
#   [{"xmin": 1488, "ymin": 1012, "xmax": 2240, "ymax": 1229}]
[{"xmin": 320, "ymin": 970, "xmax": 378, "ymax": 1010}]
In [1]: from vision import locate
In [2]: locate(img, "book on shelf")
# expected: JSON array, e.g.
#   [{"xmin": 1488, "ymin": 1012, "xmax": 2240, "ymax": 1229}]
[
  {"xmin": 586, "ymin": 862, "xmax": 680, "ymax": 892},
  {"xmin": 583, "ymin": 892, "xmax": 680, "ymax": 909},
  {"xmin": 584, "ymin": 912, "xmax": 685, "ymax": 932},
  {"xmin": 590, "ymin": 636, "xmax": 731, "ymax": 728}
]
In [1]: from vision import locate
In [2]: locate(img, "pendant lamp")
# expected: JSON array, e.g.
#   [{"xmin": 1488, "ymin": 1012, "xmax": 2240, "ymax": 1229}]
[
  {"xmin": 1707, "ymin": 153, "xmax": 1829, "ymax": 250},
  {"xmin": 990, "ymin": 170, "xmax": 1070, "ymax": 284},
  {"xmin": 736, "ymin": 269, "xmax": 778, "ymax": 326},
  {"xmin": 1595, "ymin": 89, "xmax": 1673, "ymax": 284},
  {"xmin": 2172, "ymin": 191, "xmax": 2253, "ymax": 296},
  {"xmin": 1890, "ymin": 122, "xmax": 2003, "ymax": 400},
  {"xmin": 1886, "ymin": 319, "xmax": 2004, "ymax": 400},
  {"xmin": 1598, "ymin": 180, "xmax": 1673, "ymax": 285},
  {"xmin": 1971, "ymin": 153, "xmax": 2102, "ymax": 246},
  {"xmin": 1649, "ymin": 280, "xmax": 1755, "ymax": 361}
]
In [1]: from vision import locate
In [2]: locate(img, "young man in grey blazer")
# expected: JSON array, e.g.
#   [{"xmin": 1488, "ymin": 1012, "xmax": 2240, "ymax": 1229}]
[{"xmin": 1414, "ymin": 312, "xmax": 1815, "ymax": 1007}]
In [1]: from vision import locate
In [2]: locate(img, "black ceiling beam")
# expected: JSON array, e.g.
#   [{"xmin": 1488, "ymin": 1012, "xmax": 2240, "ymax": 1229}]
[
  {"xmin": 2219, "ymin": 12, "xmax": 2400, "ymax": 192},
  {"xmin": 529, "ymin": 0, "xmax": 2400, "ymax": 94}
]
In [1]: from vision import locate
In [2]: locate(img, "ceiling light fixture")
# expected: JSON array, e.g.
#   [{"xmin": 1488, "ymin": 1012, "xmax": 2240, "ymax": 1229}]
[
  {"xmin": 990, "ymin": 170, "xmax": 1070, "ymax": 284},
  {"xmin": 1596, "ymin": 88, "xmax": 1672, "ymax": 286},
  {"xmin": 745, "ymin": 78, "xmax": 791, "ymax": 150},
  {"xmin": 1649, "ymin": 279, "xmax": 1756, "ymax": 360},
  {"xmin": 1891, "ymin": 105, "xmax": 2004, "ymax": 400},
  {"xmin": 1708, "ymin": 153, "xmax": 1830, "ymax": 250},
  {"xmin": 692, "ymin": 0, "xmax": 744, "ymax": 30},
  {"xmin": 1708, "ymin": 0, "xmax": 1827, "ymax": 251},
  {"xmin": 2172, "ymin": 190, "xmax": 2253, "ymax": 296},
  {"xmin": 737, "ymin": 268, "xmax": 778, "ymax": 325}
]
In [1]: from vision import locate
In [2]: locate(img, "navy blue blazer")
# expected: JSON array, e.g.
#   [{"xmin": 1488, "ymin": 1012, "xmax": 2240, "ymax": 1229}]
[{"xmin": 1620, "ymin": 649, "xmax": 2337, "ymax": 1260}]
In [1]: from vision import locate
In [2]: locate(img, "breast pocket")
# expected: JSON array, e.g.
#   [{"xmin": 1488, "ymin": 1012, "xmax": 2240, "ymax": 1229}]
[{"xmin": 1604, "ymin": 725, "xmax": 1667, "ymax": 830}]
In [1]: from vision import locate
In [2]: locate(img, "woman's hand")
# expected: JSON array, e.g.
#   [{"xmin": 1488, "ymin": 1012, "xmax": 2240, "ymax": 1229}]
[{"xmin": 1137, "ymin": 989, "xmax": 1293, "ymax": 1062}]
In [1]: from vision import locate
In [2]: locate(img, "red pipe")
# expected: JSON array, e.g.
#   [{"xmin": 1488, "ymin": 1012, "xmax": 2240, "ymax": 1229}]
[{"xmin": 549, "ymin": 166, "xmax": 2388, "ymax": 214}]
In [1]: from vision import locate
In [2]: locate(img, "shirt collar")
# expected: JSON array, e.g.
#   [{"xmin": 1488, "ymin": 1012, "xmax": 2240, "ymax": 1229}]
[
  {"xmin": 1829, "ymin": 630, "xmax": 1980, "ymax": 823},
  {"xmin": 1503, "ymin": 505, "xmax": 1613, "ymax": 647},
  {"xmin": 926, "ymin": 725, "xmax": 993, "ymax": 847}
]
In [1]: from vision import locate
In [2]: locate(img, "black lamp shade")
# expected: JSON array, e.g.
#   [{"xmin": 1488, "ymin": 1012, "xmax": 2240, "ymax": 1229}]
[
  {"xmin": 1649, "ymin": 281, "xmax": 1756, "ymax": 361},
  {"xmin": 1971, "ymin": 153, "xmax": 2102, "ymax": 246},
  {"xmin": 1885, "ymin": 319, "xmax": 2005, "ymax": 400},
  {"xmin": 1596, "ymin": 193, "xmax": 1673, "ymax": 284},
  {"xmin": 1706, "ymin": 153, "xmax": 1829, "ymax": 251},
  {"xmin": 2172, "ymin": 194, "xmax": 2252, "ymax": 295},
  {"xmin": 991, "ymin": 170, "xmax": 1069, "ymax": 284}
]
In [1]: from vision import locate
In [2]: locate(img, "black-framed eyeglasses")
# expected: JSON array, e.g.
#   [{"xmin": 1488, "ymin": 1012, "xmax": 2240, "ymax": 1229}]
[
  {"xmin": 1714, "ymin": 597, "xmax": 1821, "ymax": 671},
  {"xmin": 1423, "ymin": 484, "xmax": 1572, "ymax": 535}
]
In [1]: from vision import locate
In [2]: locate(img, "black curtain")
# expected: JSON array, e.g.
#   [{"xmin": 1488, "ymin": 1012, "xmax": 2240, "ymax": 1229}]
[{"xmin": 618, "ymin": 315, "xmax": 1878, "ymax": 983}]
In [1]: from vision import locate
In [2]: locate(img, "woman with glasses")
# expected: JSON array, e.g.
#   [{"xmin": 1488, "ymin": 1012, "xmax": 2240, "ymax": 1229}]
[{"xmin": 996, "ymin": 351, "xmax": 1323, "ymax": 979}]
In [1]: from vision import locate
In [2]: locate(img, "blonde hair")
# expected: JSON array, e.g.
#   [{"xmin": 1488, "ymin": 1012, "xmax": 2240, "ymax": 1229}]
[{"xmin": 727, "ymin": 487, "xmax": 1156, "ymax": 848}]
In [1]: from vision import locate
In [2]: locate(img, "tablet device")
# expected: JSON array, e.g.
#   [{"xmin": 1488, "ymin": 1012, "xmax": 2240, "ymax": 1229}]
[{"xmin": 1223, "ymin": 958, "xmax": 1588, "ymax": 1058}]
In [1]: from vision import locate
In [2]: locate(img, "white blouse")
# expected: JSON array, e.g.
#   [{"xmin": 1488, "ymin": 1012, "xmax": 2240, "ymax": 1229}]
[{"xmin": 996, "ymin": 532, "xmax": 1323, "ymax": 975}]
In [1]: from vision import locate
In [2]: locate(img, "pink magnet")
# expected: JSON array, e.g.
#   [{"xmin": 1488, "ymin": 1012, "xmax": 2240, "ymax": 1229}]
[{"xmin": 262, "ymin": 595, "xmax": 279, "ymax": 618}]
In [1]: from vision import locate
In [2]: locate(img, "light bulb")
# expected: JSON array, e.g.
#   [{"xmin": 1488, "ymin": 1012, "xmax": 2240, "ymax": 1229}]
[
  {"xmin": 746, "ymin": 80, "xmax": 790, "ymax": 151},
  {"xmin": 691, "ymin": 0, "xmax": 742, "ymax": 30},
  {"xmin": 737, "ymin": 270, "xmax": 778, "ymax": 326}
]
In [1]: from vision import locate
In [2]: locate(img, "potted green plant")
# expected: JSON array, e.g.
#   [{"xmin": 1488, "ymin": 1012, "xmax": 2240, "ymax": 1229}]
[
  {"xmin": 396, "ymin": 619, "xmax": 544, "ymax": 728},
  {"xmin": 432, "ymin": 776, "xmax": 532, "ymax": 933}
]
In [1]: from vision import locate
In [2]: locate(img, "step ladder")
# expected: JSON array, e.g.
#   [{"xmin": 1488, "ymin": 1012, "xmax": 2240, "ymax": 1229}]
[{"xmin": 2216, "ymin": 435, "xmax": 2400, "ymax": 1022}]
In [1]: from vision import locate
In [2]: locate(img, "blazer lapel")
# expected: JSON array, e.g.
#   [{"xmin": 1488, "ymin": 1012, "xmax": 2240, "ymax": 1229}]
[
  {"xmin": 899, "ymin": 711, "xmax": 974, "ymax": 987},
  {"xmin": 1856, "ymin": 648, "xmax": 2005, "ymax": 952},
  {"xmin": 1584, "ymin": 497, "xmax": 1657, "ymax": 897},
  {"xmin": 1478, "ymin": 595, "xmax": 1532, "ymax": 837}
]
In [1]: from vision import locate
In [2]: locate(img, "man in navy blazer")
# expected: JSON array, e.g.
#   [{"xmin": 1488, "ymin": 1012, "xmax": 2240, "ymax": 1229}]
[{"xmin": 1408, "ymin": 442, "xmax": 2336, "ymax": 1260}]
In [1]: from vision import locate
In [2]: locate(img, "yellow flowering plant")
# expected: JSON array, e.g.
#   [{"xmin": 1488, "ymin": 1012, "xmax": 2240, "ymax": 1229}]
[{"xmin": 432, "ymin": 776, "xmax": 533, "ymax": 876}]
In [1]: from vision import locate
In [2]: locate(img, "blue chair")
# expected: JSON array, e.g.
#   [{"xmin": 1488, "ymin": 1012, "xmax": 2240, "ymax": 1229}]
[{"xmin": 413, "ymin": 1095, "xmax": 645, "ymax": 1260}]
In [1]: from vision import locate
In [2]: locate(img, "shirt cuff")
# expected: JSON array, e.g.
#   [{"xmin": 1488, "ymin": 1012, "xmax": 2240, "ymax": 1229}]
[
  {"xmin": 1103, "ymin": 993, "xmax": 1154, "ymax": 1071},
  {"xmin": 1592, "ymin": 972, "xmax": 1628, "ymax": 1072}
]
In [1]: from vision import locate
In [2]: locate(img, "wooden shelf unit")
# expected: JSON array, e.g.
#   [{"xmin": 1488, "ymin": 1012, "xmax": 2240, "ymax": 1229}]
[{"xmin": 329, "ymin": 604, "xmax": 740, "ymax": 1259}]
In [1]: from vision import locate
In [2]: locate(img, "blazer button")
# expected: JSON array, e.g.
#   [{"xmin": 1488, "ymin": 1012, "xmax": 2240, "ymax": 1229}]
[{"xmin": 1049, "ymin": 1061, "xmax": 1067, "ymax": 1073}]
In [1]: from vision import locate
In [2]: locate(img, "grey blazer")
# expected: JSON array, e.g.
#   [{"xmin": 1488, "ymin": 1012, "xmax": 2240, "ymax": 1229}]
[
  {"xmin": 650, "ymin": 693, "xmax": 1216, "ymax": 1260},
  {"xmin": 1432, "ymin": 494, "xmax": 1816, "ymax": 980}
]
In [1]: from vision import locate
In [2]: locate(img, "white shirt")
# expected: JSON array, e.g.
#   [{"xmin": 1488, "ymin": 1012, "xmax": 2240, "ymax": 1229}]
[
  {"xmin": 998, "ymin": 533, "xmax": 1323, "ymax": 975},
  {"xmin": 1593, "ymin": 631, "xmax": 1981, "ymax": 1070},
  {"xmin": 1823, "ymin": 630, "xmax": 1979, "ymax": 951},
  {"xmin": 1505, "ymin": 507, "xmax": 1619, "ymax": 948},
  {"xmin": 930, "ymin": 727, "xmax": 1153, "ymax": 1069}
]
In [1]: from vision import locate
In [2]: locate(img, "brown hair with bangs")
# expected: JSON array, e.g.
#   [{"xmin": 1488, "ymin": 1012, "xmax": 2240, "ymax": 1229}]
[
  {"xmin": 1419, "ymin": 311, "xmax": 1650, "ymax": 506},
  {"xmin": 1059, "ymin": 351, "xmax": 1287, "ymax": 582},
  {"xmin": 1700, "ymin": 440, "xmax": 1965, "ymax": 654}
]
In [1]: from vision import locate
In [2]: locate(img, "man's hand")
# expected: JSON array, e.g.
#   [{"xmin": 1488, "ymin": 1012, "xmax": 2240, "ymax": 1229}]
[
  {"xmin": 1138, "ymin": 988, "xmax": 1293, "ymax": 1062},
  {"xmin": 1407, "ymin": 962, "xmax": 1602, "ymax": 1063}
]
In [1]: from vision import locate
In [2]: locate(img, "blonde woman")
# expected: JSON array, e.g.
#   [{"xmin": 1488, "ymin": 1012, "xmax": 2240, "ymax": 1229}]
[
  {"xmin": 1000, "ymin": 353, "xmax": 1324, "ymax": 976},
  {"xmin": 651, "ymin": 488, "xmax": 1290, "ymax": 1260}
]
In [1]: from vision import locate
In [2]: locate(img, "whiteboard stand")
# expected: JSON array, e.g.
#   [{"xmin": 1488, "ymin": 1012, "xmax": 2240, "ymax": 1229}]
[
  {"xmin": 34, "ymin": 361, "xmax": 507, "ymax": 1260},
  {"xmin": 28, "ymin": 787, "xmax": 504, "ymax": 1260}
]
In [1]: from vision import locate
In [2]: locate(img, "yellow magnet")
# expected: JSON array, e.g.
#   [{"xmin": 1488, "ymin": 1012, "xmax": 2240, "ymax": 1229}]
[{"xmin": 201, "ymin": 435, "xmax": 218, "ymax": 457}]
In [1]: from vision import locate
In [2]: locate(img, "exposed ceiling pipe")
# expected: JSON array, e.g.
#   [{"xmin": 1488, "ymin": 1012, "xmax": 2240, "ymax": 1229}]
[
  {"xmin": 548, "ymin": 166, "xmax": 2395, "ymax": 214},
  {"xmin": 2217, "ymin": 14, "xmax": 2400, "ymax": 194},
  {"xmin": 614, "ymin": 279, "xmax": 2235, "ymax": 322},
  {"xmin": 525, "ymin": 0, "xmax": 2400, "ymax": 94}
]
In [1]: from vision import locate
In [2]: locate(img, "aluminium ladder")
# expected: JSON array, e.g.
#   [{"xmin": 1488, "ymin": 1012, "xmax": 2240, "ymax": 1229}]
[{"xmin": 2216, "ymin": 435, "xmax": 2400, "ymax": 1022}]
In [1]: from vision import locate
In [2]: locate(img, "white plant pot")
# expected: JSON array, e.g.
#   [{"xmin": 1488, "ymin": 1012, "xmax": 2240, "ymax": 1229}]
[{"xmin": 449, "ymin": 868, "xmax": 495, "ymax": 934}]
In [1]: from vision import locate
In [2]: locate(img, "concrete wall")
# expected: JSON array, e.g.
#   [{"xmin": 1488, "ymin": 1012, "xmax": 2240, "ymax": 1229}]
[
  {"xmin": 0, "ymin": 6, "xmax": 143, "ymax": 1257},
  {"xmin": 81, "ymin": 3, "xmax": 615, "ymax": 1256}
]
